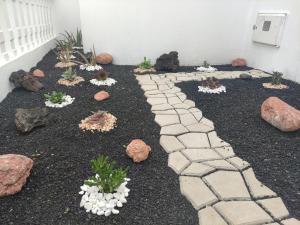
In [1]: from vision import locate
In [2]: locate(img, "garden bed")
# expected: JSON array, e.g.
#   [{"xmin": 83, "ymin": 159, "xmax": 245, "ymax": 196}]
[
  {"xmin": 0, "ymin": 52, "xmax": 198, "ymax": 225},
  {"xmin": 177, "ymin": 77, "xmax": 300, "ymax": 219}
]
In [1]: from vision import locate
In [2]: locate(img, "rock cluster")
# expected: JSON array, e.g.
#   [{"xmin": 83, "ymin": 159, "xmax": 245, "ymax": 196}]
[
  {"xmin": 96, "ymin": 53, "xmax": 113, "ymax": 64},
  {"xmin": 9, "ymin": 70, "xmax": 44, "ymax": 92},
  {"xmin": 155, "ymin": 51, "xmax": 179, "ymax": 72},
  {"xmin": 126, "ymin": 139, "xmax": 151, "ymax": 163},
  {"xmin": 261, "ymin": 97, "xmax": 300, "ymax": 132},
  {"xmin": 0, "ymin": 154, "xmax": 33, "ymax": 197},
  {"xmin": 15, "ymin": 107, "xmax": 49, "ymax": 133},
  {"xmin": 79, "ymin": 111, "xmax": 117, "ymax": 132}
]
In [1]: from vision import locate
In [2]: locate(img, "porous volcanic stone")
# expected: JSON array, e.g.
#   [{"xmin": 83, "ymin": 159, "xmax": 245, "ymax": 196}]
[
  {"xmin": 15, "ymin": 107, "xmax": 49, "ymax": 133},
  {"xmin": 10, "ymin": 70, "xmax": 44, "ymax": 92},
  {"xmin": 0, "ymin": 154, "xmax": 33, "ymax": 196},
  {"xmin": 155, "ymin": 51, "xmax": 179, "ymax": 72},
  {"xmin": 240, "ymin": 73, "xmax": 252, "ymax": 80}
]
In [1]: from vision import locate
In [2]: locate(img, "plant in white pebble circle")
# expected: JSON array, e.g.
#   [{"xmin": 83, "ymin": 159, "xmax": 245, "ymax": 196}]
[
  {"xmin": 79, "ymin": 155, "xmax": 130, "ymax": 216},
  {"xmin": 90, "ymin": 69, "xmax": 117, "ymax": 86},
  {"xmin": 44, "ymin": 91, "xmax": 75, "ymax": 108}
]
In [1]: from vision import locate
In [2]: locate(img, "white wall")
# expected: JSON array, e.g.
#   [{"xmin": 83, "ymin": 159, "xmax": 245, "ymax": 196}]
[
  {"xmin": 79, "ymin": 0, "xmax": 252, "ymax": 65},
  {"xmin": 244, "ymin": 0, "xmax": 300, "ymax": 82}
]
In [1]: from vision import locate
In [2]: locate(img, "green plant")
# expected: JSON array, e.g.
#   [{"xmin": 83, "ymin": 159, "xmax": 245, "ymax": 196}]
[
  {"xmin": 272, "ymin": 71, "xmax": 283, "ymax": 85},
  {"xmin": 139, "ymin": 57, "xmax": 152, "ymax": 69},
  {"xmin": 84, "ymin": 155, "xmax": 128, "ymax": 193},
  {"xmin": 75, "ymin": 28, "xmax": 82, "ymax": 47},
  {"xmin": 44, "ymin": 91, "xmax": 65, "ymax": 104},
  {"xmin": 74, "ymin": 45, "xmax": 97, "ymax": 66},
  {"xmin": 94, "ymin": 69, "xmax": 108, "ymax": 81},
  {"xmin": 62, "ymin": 67, "xmax": 77, "ymax": 80},
  {"xmin": 203, "ymin": 60, "xmax": 210, "ymax": 68}
]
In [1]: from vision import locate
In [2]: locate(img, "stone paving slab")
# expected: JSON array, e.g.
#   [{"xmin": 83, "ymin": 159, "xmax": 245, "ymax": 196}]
[
  {"xmin": 136, "ymin": 70, "xmax": 296, "ymax": 225},
  {"xmin": 214, "ymin": 201, "xmax": 273, "ymax": 225},
  {"xmin": 160, "ymin": 135, "xmax": 185, "ymax": 153},
  {"xmin": 180, "ymin": 176, "xmax": 218, "ymax": 210},
  {"xmin": 203, "ymin": 171, "xmax": 250, "ymax": 200}
]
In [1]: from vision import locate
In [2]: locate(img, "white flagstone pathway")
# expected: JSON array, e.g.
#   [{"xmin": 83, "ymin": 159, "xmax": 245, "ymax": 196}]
[{"xmin": 136, "ymin": 70, "xmax": 300, "ymax": 225}]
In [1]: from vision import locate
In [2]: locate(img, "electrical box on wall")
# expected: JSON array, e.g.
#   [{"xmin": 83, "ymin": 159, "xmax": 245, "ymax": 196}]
[{"xmin": 252, "ymin": 13, "xmax": 287, "ymax": 47}]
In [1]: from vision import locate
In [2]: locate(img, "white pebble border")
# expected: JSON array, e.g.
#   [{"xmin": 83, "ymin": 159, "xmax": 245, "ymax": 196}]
[
  {"xmin": 45, "ymin": 95, "xmax": 75, "ymax": 108},
  {"xmin": 198, "ymin": 85, "xmax": 226, "ymax": 94},
  {"xmin": 196, "ymin": 66, "xmax": 217, "ymax": 72},
  {"xmin": 90, "ymin": 78, "xmax": 117, "ymax": 86},
  {"xmin": 80, "ymin": 64, "xmax": 103, "ymax": 71},
  {"xmin": 79, "ymin": 178, "xmax": 130, "ymax": 216}
]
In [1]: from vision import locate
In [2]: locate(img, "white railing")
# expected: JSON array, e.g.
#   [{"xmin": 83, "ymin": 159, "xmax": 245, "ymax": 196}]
[{"xmin": 0, "ymin": 0, "xmax": 55, "ymax": 67}]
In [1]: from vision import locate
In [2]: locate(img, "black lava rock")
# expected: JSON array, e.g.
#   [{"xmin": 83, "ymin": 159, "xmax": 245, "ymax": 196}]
[
  {"xmin": 9, "ymin": 70, "xmax": 44, "ymax": 92},
  {"xmin": 15, "ymin": 107, "xmax": 49, "ymax": 133},
  {"xmin": 155, "ymin": 51, "xmax": 179, "ymax": 72},
  {"xmin": 240, "ymin": 73, "xmax": 252, "ymax": 80}
]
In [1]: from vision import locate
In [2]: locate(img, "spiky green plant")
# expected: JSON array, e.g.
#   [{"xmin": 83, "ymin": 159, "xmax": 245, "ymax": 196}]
[
  {"xmin": 75, "ymin": 28, "xmax": 82, "ymax": 47},
  {"xmin": 54, "ymin": 49, "xmax": 73, "ymax": 64},
  {"xmin": 62, "ymin": 67, "xmax": 77, "ymax": 80},
  {"xmin": 139, "ymin": 57, "xmax": 152, "ymax": 69},
  {"xmin": 272, "ymin": 71, "xmax": 283, "ymax": 85},
  {"xmin": 73, "ymin": 45, "xmax": 97, "ymax": 66},
  {"xmin": 44, "ymin": 91, "xmax": 65, "ymax": 104},
  {"xmin": 84, "ymin": 155, "xmax": 128, "ymax": 193}
]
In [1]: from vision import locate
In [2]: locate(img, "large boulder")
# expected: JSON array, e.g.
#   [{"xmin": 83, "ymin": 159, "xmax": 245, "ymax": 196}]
[
  {"xmin": 155, "ymin": 51, "xmax": 179, "ymax": 72},
  {"xmin": 96, "ymin": 53, "xmax": 113, "ymax": 64},
  {"xmin": 15, "ymin": 107, "xmax": 49, "ymax": 133},
  {"xmin": 261, "ymin": 97, "xmax": 300, "ymax": 132},
  {"xmin": 0, "ymin": 154, "xmax": 33, "ymax": 197},
  {"xmin": 126, "ymin": 139, "xmax": 151, "ymax": 163},
  {"xmin": 9, "ymin": 70, "xmax": 44, "ymax": 92},
  {"xmin": 232, "ymin": 58, "xmax": 247, "ymax": 67}
]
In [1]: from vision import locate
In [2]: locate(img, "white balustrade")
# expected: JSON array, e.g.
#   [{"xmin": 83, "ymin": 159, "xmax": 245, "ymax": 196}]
[{"xmin": 0, "ymin": 0, "xmax": 55, "ymax": 67}]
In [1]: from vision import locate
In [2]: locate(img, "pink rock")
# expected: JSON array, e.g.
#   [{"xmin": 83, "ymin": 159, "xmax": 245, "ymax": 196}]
[
  {"xmin": 96, "ymin": 53, "xmax": 113, "ymax": 64},
  {"xmin": 0, "ymin": 154, "xmax": 33, "ymax": 196},
  {"xmin": 94, "ymin": 91, "xmax": 110, "ymax": 101},
  {"xmin": 126, "ymin": 139, "xmax": 151, "ymax": 163},
  {"xmin": 261, "ymin": 97, "xmax": 300, "ymax": 132},
  {"xmin": 32, "ymin": 69, "xmax": 45, "ymax": 77},
  {"xmin": 232, "ymin": 58, "xmax": 247, "ymax": 67}
]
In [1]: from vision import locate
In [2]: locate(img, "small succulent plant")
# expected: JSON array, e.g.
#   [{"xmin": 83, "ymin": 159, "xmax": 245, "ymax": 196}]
[
  {"xmin": 62, "ymin": 67, "xmax": 77, "ymax": 81},
  {"xmin": 84, "ymin": 155, "xmax": 128, "ymax": 193},
  {"xmin": 94, "ymin": 69, "xmax": 109, "ymax": 81},
  {"xmin": 139, "ymin": 57, "xmax": 152, "ymax": 69},
  {"xmin": 203, "ymin": 60, "xmax": 210, "ymax": 68},
  {"xmin": 202, "ymin": 77, "xmax": 221, "ymax": 89},
  {"xmin": 44, "ymin": 91, "xmax": 65, "ymax": 104},
  {"xmin": 272, "ymin": 71, "xmax": 283, "ymax": 85}
]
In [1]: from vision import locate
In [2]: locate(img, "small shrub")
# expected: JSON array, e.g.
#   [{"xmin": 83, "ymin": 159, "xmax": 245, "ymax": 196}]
[
  {"xmin": 272, "ymin": 71, "xmax": 283, "ymax": 85},
  {"xmin": 203, "ymin": 60, "xmax": 210, "ymax": 68},
  {"xmin": 44, "ymin": 91, "xmax": 65, "ymax": 104},
  {"xmin": 75, "ymin": 45, "xmax": 97, "ymax": 66},
  {"xmin": 84, "ymin": 155, "xmax": 127, "ymax": 193},
  {"xmin": 54, "ymin": 49, "xmax": 72, "ymax": 64},
  {"xmin": 94, "ymin": 69, "xmax": 109, "ymax": 81},
  {"xmin": 139, "ymin": 57, "xmax": 152, "ymax": 69},
  {"xmin": 62, "ymin": 67, "xmax": 77, "ymax": 81}
]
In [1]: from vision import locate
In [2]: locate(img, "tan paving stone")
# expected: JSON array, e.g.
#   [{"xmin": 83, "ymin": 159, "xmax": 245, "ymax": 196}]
[
  {"xmin": 147, "ymin": 97, "xmax": 167, "ymax": 106},
  {"xmin": 227, "ymin": 157, "xmax": 250, "ymax": 170},
  {"xmin": 181, "ymin": 163, "xmax": 215, "ymax": 176},
  {"xmin": 176, "ymin": 108, "xmax": 190, "ymax": 115},
  {"xmin": 214, "ymin": 146, "xmax": 235, "ymax": 158},
  {"xmin": 160, "ymin": 124, "xmax": 189, "ymax": 135},
  {"xmin": 141, "ymin": 84, "xmax": 158, "ymax": 91},
  {"xmin": 178, "ymin": 133, "xmax": 210, "ymax": 148},
  {"xmin": 203, "ymin": 159, "xmax": 237, "ymax": 171},
  {"xmin": 163, "ymin": 87, "xmax": 181, "ymax": 94},
  {"xmin": 151, "ymin": 103, "xmax": 173, "ymax": 111},
  {"xmin": 198, "ymin": 206, "xmax": 228, "ymax": 225},
  {"xmin": 158, "ymin": 84, "xmax": 170, "ymax": 91},
  {"xmin": 180, "ymin": 176, "xmax": 218, "ymax": 210},
  {"xmin": 160, "ymin": 135, "xmax": 185, "ymax": 153},
  {"xmin": 200, "ymin": 117, "xmax": 214, "ymax": 128},
  {"xmin": 186, "ymin": 122, "xmax": 214, "ymax": 133},
  {"xmin": 154, "ymin": 114, "xmax": 179, "ymax": 127},
  {"xmin": 177, "ymin": 93, "xmax": 187, "ymax": 101},
  {"xmin": 182, "ymin": 148, "xmax": 221, "ymax": 162},
  {"xmin": 168, "ymin": 152, "xmax": 190, "ymax": 174},
  {"xmin": 183, "ymin": 99, "xmax": 196, "ymax": 108},
  {"xmin": 173, "ymin": 103, "xmax": 192, "ymax": 109},
  {"xmin": 208, "ymin": 131, "xmax": 230, "ymax": 147},
  {"xmin": 281, "ymin": 218, "xmax": 300, "ymax": 225},
  {"xmin": 152, "ymin": 109, "xmax": 177, "ymax": 115},
  {"xmin": 146, "ymin": 93, "xmax": 166, "ymax": 98},
  {"xmin": 165, "ymin": 93, "xmax": 176, "ymax": 97},
  {"xmin": 214, "ymin": 201, "xmax": 273, "ymax": 225},
  {"xmin": 168, "ymin": 96, "xmax": 182, "ymax": 105},
  {"xmin": 144, "ymin": 90, "xmax": 162, "ymax": 96},
  {"xmin": 243, "ymin": 168, "xmax": 276, "ymax": 199},
  {"xmin": 203, "ymin": 171, "xmax": 250, "ymax": 200},
  {"xmin": 257, "ymin": 197, "xmax": 289, "ymax": 220},
  {"xmin": 180, "ymin": 113, "xmax": 198, "ymax": 126}
]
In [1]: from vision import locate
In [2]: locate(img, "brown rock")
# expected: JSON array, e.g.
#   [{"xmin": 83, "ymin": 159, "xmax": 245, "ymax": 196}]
[
  {"xmin": 0, "ymin": 154, "xmax": 33, "ymax": 196},
  {"xmin": 133, "ymin": 67, "xmax": 156, "ymax": 75},
  {"xmin": 32, "ymin": 69, "xmax": 45, "ymax": 77},
  {"xmin": 232, "ymin": 58, "xmax": 247, "ymax": 67},
  {"xmin": 21, "ymin": 75, "xmax": 44, "ymax": 92},
  {"xmin": 126, "ymin": 139, "xmax": 151, "ymax": 163},
  {"xmin": 261, "ymin": 97, "xmax": 300, "ymax": 132},
  {"xmin": 94, "ymin": 91, "xmax": 110, "ymax": 101},
  {"xmin": 96, "ymin": 53, "xmax": 113, "ymax": 64}
]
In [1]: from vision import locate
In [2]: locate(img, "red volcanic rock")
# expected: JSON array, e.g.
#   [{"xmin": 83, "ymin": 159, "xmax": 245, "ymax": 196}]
[
  {"xmin": 0, "ymin": 154, "xmax": 33, "ymax": 196},
  {"xmin": 126, "ymin": 139, "xmax": 151, "ymax": 163},
  {"xmin": 232, "ymin": 58, "xmax": 247, "ymax": 67},
  {"xmin": 94, "ymin": 91, "xmax": 110, "ymax": 101},
  {"xmin": 32, "ymin": 69, "xmax": 45, "ymax": 77},
  {"xmin": 261, "ymin": 97, "xmax": 300, "ymax": 132},
  {"xmin": 96, "ymin": 53, "xmax": 113, "ymax": 65}
]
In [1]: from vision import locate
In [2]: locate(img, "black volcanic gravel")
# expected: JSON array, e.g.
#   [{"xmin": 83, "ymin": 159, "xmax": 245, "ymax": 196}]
[
  {"xmin": 177, "ymin": 77, "xmax": 300, "ymax": 219},
  {"xmin": 0, "ymin": 52, "xmax": 198, "ymax": 225}
]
